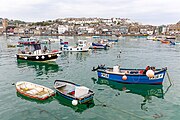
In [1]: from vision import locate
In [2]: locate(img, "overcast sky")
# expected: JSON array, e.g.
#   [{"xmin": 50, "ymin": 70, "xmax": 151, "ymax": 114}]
[{"xmin": 0, "ymin": 0, "xmax": 179, "ymax": 25}]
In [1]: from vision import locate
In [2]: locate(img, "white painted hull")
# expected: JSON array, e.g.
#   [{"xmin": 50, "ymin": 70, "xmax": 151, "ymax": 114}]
[{"xmin": 62, "ymin": 47, "xmax": 90, "ymax": 52}]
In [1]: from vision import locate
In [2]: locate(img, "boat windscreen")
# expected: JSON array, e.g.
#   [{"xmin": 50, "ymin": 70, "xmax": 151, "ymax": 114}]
[{"xmin": 33, "ymin": 44, "xmax": 41, "ymax": 50}]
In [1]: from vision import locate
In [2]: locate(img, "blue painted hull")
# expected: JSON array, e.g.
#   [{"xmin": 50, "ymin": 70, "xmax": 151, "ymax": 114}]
[
  {"xmin": 90, "ymin": 43, "xmax": 108, "ymax": 49},
  {"xmin": 56, "ymin": 91, "xmax": 94, "ymax": 104},
  {"xmin": 97, "ymin": 68, "xmax": 167, "ymax": 84}
]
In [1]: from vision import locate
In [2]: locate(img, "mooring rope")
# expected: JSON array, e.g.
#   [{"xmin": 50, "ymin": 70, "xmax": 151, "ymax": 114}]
[
  {"xmin": 94, "ymin": 97, "xmax": 145, "ymax": 120},
  {"xmin": 166, "ymin": 70, "xmax": 173, "ymax": 85}
]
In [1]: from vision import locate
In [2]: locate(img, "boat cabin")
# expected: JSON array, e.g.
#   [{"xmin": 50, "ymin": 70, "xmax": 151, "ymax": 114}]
[{"xmin": 77, "ymin": 40, "xmax": 87, "ymax": 47}]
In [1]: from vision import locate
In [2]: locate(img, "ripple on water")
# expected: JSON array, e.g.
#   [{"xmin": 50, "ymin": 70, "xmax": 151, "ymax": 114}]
[{"xmin": 0, "ymin": 36, "xmax": 180, "ymax": 120}]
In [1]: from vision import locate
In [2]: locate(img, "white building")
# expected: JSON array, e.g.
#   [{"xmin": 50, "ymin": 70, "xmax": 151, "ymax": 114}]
[
  {"xmin": 101, "ymin": 19, "xmax": 113, "ymax": 26},
  {"xmin": 140, "ymin": 29, "xmax": 147, "ymax": 34},
  {"xmin": 58, "ymin": 25, "xmax": 68, "ymax": 34},
  {"xmin": 147, "ymin": 31, "xmax": 154, "ymax": 35},
  {"xmin": 86, "ymin": 28, "xmax": 94, "ymax": 34},
  {"xmin": 78, "ymin": 26, "xmax": 88, "ymax": 30},
  {"xmin": 68, "ymin": 18, "xmax": 99, "ymax": 24},
  {"xmin": 162, "ymin": 27, "xmax": 167, "ymax": 34}
]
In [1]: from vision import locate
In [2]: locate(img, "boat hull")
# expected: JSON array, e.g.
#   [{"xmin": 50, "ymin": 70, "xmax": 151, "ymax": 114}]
[
  {"xmin": 16, "ymin": 81, "xmax": 55, "ymax": 100},
  {"xmin": 56, "ymin": 90, "xmax": 94, "ymax": 104},
  {"xmin": 97, "ymin": 68, "xmax": 166, "ymax": 85},
  {"xmin": 89, "ymin": 43, "xmax": 109, "ymax": 49},
  {"xmin": 62, "ymin": 47, "xmax": 89, "ymax": 52},
  {"xmin": 16, "ymin": 52, "xmax": 61, "ymax": 61}
]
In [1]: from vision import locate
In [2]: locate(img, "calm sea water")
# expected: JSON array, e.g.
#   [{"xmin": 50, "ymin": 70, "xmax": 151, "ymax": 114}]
[{"xmin": 0, "ymin": 36, "xmax": 180, "ymax": 120}]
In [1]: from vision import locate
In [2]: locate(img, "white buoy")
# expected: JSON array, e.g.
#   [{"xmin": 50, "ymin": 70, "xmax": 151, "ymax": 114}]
[
  {"xmin": 146, "ymin": 70, "xmax": 154, "ymax": 78},
  {"xmin": 57, "ymin": 54, "xmax": 60, "ymax": 56},
  {"xmin": 41, "ymin": 56, "xmax": 45, "ymax": 59},
  {"xmin": 24, "ymin": 56, "xmax": 27, "ymax": 59},
  {"xmin": 36, "ymin": 56, "xmax": 39, "ymax": 59},
  {"xmin": 122, "ymin": 75, "xmax": 127, "ymax": 80},
  {"xmin": 72, "ymin": 100, "xmax": 78, "ymax": 106},
  {"xmin": 48, "ymin": 55, "xmax": 51, "ymax": 58}
]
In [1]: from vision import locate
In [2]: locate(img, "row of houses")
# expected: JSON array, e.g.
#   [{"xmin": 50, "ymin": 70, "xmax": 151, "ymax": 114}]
[{"xmin": 0, "ymin": 18, "xmax": 180, "ymax": 36}]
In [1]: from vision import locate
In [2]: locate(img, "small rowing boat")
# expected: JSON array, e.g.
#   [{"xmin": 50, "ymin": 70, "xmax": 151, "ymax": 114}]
[
  {"xmin": 54, "ymin": 80, "xmax": 94, "ymax": 105},
  {"xmin": 15, "ymin": 81, "xmax": 55, "ymax": 100}
]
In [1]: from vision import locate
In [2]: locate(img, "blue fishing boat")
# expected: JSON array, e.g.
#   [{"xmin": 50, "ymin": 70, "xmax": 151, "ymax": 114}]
[
  {"xmin": 60, "ymin": 40, "xmax": 90, "ymax": 52},
  {"xmin": 92, "ymin": 65, "xmax": 167, "ymax": 85},
  {"xmin": 54, "ymin": 80, "xmax": 94, "ymax": 105},
  {"xmin": 89, "ymin": 42, "xmax": 110, "ymax": 49}
]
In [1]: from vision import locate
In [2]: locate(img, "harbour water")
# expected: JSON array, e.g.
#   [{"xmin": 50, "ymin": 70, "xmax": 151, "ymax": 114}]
[{"xmin": 0, "ymin": 36, "xmax": 180, "ymax": 120}]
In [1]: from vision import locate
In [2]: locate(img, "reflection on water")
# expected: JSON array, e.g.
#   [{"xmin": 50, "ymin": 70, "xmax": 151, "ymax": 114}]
[
  {"xmin": 16, "ymin": 92, "xmax": 54, "ymax": 104},
  {"xmin": 17, "ymin": 60, "xmax": 62, "ymax": 77},
  {"xmin": 54, "ymin": 94, "xmax": 95, "ymax": 113},
  {"xmin": 94, "ymin": 78, "xmax": 164, "ymax": 111},
  {"xmin": 62, "ymin": 51, "xmax": 90, "ymax": 61}
]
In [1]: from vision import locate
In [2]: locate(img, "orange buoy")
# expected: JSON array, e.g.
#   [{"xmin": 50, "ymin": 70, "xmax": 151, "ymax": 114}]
[{"xmin": 122, "ymin": 75, "xmax": 127, "ymax": 80}]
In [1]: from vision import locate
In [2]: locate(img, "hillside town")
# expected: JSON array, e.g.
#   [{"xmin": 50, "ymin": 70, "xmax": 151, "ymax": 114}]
[{"xmin": 0, "ymin": 17, "xmax": 179, "ymax": 36}]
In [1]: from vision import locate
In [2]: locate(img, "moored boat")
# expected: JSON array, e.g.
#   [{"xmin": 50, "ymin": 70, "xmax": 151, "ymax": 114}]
[
  {"xmin": 16, "ymin": 43, "xmax": 61, "ymax": 61},
  {"xmin": 15, "ymin": 81, "xmax": 55, "ymax": 100},
  {"xmin": 92, "ymin": 65, "xmax": 167, "ymax": 85},
  {"xmin": 146, "ymin": 36, "xmax": 157, "ymax": 40},
  {"xmin": 175, "ymin": 41, "xmax": 180, "ymax": 45},
  {"xmin": 160, "ymin": 39, "xmax": 175, "ymax": 45},
  {"xmin": 166, "ymin": 36, "xmax": 176, "ymax": 39},
  {"xmin": 92, "ymin": 36, "xmax": 100, "ymax": 38},
  {"xmin": 89, "ymin": 40, "xmax": 110, "ymax": 49},
  {"xmin": 160, "ymin": 39, "xmax": 170, "ymax": 44},
  {"xmin": 61, "ymin": 40, "xmax": 90, "ymax": 52},
  {"xmin": 18, "ymin": 36, "xmax": 37, "ymax": 45},
  {"xmin": 54, "ymin": 80, "xmax": 94, "ymax": 105},
  {"xmin": 48, "ymin": 38, "xmax": 62, "ymax": 42}
]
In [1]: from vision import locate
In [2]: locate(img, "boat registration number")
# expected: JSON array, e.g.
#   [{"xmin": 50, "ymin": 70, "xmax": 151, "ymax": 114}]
[
  {"xmin": 101, "ymin": 73, "xmax": 109, "ymax": 78},
  {"xmin": 149, "ymin": 74, "xmax": 163, "ymax": 80}
]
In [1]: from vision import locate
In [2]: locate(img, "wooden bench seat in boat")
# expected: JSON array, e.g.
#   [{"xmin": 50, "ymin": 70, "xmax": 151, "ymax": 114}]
[{"xmin": 26, "ymin": 87, "xmax": 44, "ymax": 95}]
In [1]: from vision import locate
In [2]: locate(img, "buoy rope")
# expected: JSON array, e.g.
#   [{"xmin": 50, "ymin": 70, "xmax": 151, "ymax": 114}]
[
  {"xmin": 92, "ymin": 80, "xmax": 145, "ymax": 119},
  {"xmin": 94, "ymin": 97, "xmax": 145, "ymax": 120},
  {"xmin": 33, "ymin": 106, "xmax": 60, "ymax": 120},
  {"xmin": 163, "ymin": 83, "xmax": 172, "ymax": 95}
]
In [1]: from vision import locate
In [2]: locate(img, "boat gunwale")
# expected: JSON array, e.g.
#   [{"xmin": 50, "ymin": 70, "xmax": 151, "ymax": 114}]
[
  {"xmin": 97, "ymin": 67, "xmax": 167, "ymax": 76},
  {"xmin": 54, "ymin": 80, "xmax": 94, "ymax": 101},
  {"xmin": 16, "ymin": 81, "xmax": 55, "ymax": 100}
]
